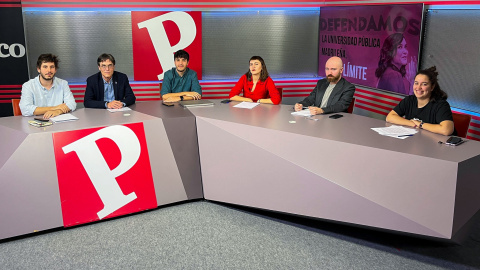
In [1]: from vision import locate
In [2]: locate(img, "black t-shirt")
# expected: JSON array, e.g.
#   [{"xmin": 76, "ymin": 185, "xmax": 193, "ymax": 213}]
[
  {"xmin": 393, "ymin": 95, "xmax": 453, "ymax": 123},
  {"xmin": 393, "ymin": 95, "xmax": 456, "ymax": 135}
]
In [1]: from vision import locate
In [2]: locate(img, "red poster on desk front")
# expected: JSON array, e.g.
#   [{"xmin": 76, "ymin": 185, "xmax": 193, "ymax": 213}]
[{"xmin": 52, "ymin": 123, "xmax": 157, "ymax": 227}]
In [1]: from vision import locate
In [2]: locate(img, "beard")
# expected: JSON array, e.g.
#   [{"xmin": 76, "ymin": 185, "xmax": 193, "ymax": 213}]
[
  {"xmin": 327, "ymin": 74, "xmax": 340, "ymax": 83},
  {"xmin": 176, "ymin": 66, "xmax": 186, "ymax": 73},
  {"xmin": 40, "ymin": 73, "xmax": 54, "ymax": 81}
]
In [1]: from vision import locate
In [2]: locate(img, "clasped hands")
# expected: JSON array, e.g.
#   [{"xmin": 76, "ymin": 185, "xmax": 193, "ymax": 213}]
[
  {"xmin": 107, "ymin": 100, "xmax": 124, "ymax": 109},
  {"xmin": 163, "ymin": 92, "xmax": 201, "ymax": 103},
  {"xmin": 43, "ymin": 103, "xmax": 70, "ymax": 119},
  {"xmin": 410, "ymin": 119, "xmax": 422, "ymax": 129},
  {"xmin": 294, "ymin": 103, "xmax": 324, "ymax": 115}
]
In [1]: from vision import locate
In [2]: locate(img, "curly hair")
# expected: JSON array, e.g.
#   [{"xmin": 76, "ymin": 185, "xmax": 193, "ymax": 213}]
[
  {"xmin": 416, "ymin": 66, "xmax": 448, "ymax": 101},
  {"xmin": 375, "ymin": 33, "xmax": 406, "ymax": 78},
  {"xmin": 36, "ymin": 54, "xmax": 59, "ymax": 69}
]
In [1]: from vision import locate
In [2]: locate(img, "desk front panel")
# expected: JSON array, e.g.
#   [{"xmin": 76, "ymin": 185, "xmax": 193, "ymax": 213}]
[
  {"xmin": 193, "ymin": 101, "xmax": 480, "ymax": 240},
  {"xmin": 0, "ymin": 104, "xmax": 203, "ymax": 240}
]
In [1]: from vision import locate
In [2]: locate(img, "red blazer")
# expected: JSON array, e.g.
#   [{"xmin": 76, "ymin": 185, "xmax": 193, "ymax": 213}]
[{"xmin": 229, "ymin": 75, "xmax": 281, "ymax": 105}]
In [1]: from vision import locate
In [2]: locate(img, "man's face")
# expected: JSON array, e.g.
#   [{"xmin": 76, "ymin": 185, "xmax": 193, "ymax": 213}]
[
  {"xmin": 37, "ymin": 61, "xmax": 56, "ymax": 81},
  {"xmin": 98, "ymin": 59, "xmax": 115, "ymax": 80},
  {"xmin": 325, "ymin": 60, "xmax": 342, "ymax": 83},
  {"xmin": 175, "ymin": 57, "xmax": 189, "ymax": 73}
]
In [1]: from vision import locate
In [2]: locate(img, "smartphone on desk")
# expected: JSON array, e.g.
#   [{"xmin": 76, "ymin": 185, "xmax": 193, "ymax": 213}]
[
  {"xmin": 34, "ymin": 117, "xmax": 49, "ymax": 122},
  {"xmin": 329, "ymin": 114, "xmax": 343, "ymax": 119},
  {"xmin": 162, "ymin": 102, "xmax": 174, "ymax": 107},
  {"xmin": 446, "ymin": 136, "xmax": 464, "ymax": 146}
]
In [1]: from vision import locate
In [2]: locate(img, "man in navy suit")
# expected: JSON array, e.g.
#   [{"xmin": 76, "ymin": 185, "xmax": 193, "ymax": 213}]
[
  {"xmin": 294, "ymin": 56, "xmax": 355, "ymax": 115},
  {"xmin": 84, "ymin": 53, "xmax": 136, "ymax": 109}
]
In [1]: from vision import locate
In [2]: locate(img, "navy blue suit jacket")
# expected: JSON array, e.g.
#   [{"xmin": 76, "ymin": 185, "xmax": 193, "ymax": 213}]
[{"xmin": 84, "ymin": 71, "xmax": 136, "ymax": 108}]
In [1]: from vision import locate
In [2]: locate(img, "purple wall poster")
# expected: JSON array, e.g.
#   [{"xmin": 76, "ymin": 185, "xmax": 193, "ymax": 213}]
[{"xmin": 319, "ymin": 4, "xmax": 423, "ymax": 95}]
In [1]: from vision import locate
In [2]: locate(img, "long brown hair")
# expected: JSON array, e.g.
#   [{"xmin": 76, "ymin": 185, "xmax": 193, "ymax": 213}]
[
  {"xmin": 245, "ymin": 56, "xmax": 269, "ymax": 82},
  {"xmin": 375, "ymin": 33, "xmax": 406, "ymax": 78}
]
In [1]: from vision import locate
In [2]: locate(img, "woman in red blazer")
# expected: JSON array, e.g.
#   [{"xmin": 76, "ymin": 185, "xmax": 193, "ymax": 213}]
[{"xmin": 229, "ymin": 56, "xmax": 281, "ymax": 105}]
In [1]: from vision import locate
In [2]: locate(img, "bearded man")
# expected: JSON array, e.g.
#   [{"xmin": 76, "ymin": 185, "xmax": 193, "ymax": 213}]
[
  {"xmin": 19, "ymin": 54, "xmax": 76, "ymax": 119},
  {"xmin": 294, "ymin": 56, "xmax": 355, "ymax": 115}
]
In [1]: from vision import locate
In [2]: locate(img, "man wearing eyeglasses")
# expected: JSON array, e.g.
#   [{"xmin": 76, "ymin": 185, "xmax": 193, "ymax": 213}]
[{"xmin": 84, "ymin": 53, "xmax": 136, "ymax": 109}]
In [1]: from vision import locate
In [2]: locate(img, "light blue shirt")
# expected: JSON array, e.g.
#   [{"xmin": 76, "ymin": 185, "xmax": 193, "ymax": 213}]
[
  {"xmin": 103, "ymin": 78, "xmax": 115, "ymax": 102},
  {"xmin": 19, "ymin": 75, "xmax": 77, "ymax": 116}
]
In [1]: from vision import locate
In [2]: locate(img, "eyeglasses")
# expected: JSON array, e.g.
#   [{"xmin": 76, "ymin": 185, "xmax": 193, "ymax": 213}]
[{"xmin": 100, "ymin": 64, "xmax": 114, "ymax": 70}]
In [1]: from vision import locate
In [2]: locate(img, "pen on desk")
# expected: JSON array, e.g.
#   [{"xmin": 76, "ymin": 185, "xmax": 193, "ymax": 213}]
[{"xmin": 398, "ymin": 134, "xmax": 414, "ymax": 137}]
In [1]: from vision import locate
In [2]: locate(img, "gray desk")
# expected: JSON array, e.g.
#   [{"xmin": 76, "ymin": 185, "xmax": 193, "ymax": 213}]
[
  {"xmin": 2, "ymin": 100, "xmax": 480, "ymax": 241},
  {"xmin": 190, "ymin": 100, "xmax": 480, "ymax": 241},
  {"xmin": 0, "ymin": 103, "xmax": 202, "ymax": 240}
]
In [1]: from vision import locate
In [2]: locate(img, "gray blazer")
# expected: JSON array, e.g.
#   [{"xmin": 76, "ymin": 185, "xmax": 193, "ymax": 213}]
[{"xmin": 299, "ymin": 77, "xmax": 355, "ymax": 114}]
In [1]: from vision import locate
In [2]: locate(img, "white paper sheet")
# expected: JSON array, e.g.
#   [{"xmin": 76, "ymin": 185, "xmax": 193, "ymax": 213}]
[
  {"xmin": 291, "ymin": 109, "xmax": 312, "ymax": 117},
  {"xmin": 107, "ymin": 107, "xmax": 132, "ymax": 113},
  {"xmin": 371, "ymin": 125, "xmax": 418, "ymax": 139},
  {"xmin": 233, "ymin": 102, "xmax": 260, "ymax": 109},
  {"xmin": 49, "ymin": 113, "xmax": 79, "ymax": 123}
]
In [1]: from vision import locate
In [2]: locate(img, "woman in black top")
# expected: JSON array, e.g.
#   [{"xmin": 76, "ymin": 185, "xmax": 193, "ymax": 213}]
[{"xmin": 386, "ymin": 66, "xmax": 455, "ymax": 136}]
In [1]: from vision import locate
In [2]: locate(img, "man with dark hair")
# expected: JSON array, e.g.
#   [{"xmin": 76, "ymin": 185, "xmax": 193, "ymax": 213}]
[
  {"xmin": 84, "ymin": 53, "xmax": 136, "ymax": 109},
  {"xmin": 161, "ymin": 50, "xmax": 202, "ymax": 102},
  {"xmin": 295, "ymin": 56, "xmax": 355, "ymax": 115},
  {"xmin": 19, "ymin": 54, "xmax": 76, "ymax": 119}
]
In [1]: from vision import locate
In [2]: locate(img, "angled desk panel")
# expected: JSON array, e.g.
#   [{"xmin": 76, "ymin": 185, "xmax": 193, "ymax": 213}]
[
  {"xmin": 0, "ymin": 104, "xmax": 202, "ymax": 240},
  {"xmin": 191, "ymin": 101, "xmax": 480, "ymax": 241},
  {"xmin": 130, "ymin": 102, "xmax": 203, "ymax": 201}
]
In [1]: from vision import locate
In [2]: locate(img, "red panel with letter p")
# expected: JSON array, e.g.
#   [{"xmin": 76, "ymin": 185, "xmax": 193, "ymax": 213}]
[
  {"xmin": 52, "ymin": 123, "xmax": 157, "ymax": 227},
  {"xmin": 131, "ymin": 11, "xmax": 202, "ymax": 81}
]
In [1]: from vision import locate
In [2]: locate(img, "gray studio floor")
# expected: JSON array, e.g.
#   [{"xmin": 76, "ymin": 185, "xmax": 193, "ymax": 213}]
[{"xmin": 1, "ymin": 200, "xmax": 480, "ymax": 269}]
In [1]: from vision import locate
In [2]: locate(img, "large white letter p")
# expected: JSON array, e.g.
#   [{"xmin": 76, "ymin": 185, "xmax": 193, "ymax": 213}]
[
  {"xmin": 62, "ymin": 125, "xmax": 141, "ymax": 219},
  {"xmin": 137, "ymin": 11, "xmax": 197, "ymax": 80}
]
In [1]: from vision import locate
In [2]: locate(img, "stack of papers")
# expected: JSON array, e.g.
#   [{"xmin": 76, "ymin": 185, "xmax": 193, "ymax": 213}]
[
  {"xmin": 233, "ymin": 102, "xmax": 260, "ymax": 109},
  {"xmin": 291, "ymin": 109, "xmax": 312, "ymax": 117},
  {"xmin": 371, "ymin": 125, "xmax": 418, "ymax": 139},
  {"xmin": 49, "ymin": 113, "xmax": 79, "ymax": 123}
]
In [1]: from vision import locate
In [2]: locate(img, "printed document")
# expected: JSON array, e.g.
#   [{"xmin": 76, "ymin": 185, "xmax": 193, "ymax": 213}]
[
  {"xmin": 233, "ymin": 102, "xmax": 260, "ymax": 109},
  {"xmin": 371, "ymin": 125, "xmax": 418, "ymax": 139},
  {"xmin": 291, "ymin": 109, "xmax": 312, "ymax": 117},
  {"xmin": 49, "ymin": 113, "xmax": 79, "ymax": 123}
]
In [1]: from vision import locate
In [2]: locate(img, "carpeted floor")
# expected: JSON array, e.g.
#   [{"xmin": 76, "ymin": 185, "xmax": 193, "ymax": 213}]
[{"xmin": 0, "ymin": 201, "xmax": 479, "ymax": 269}]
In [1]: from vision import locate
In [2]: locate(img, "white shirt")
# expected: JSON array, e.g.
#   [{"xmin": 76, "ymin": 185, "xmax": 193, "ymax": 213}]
[{"xmin": 19, "ymin": 75, "xmax": 76, "ymax": 116}]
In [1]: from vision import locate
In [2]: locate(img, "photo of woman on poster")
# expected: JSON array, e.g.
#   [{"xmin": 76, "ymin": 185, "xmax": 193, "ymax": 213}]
[{"xmin": 375, "ymin": 33, "xmax": 417, "ymax": 95}]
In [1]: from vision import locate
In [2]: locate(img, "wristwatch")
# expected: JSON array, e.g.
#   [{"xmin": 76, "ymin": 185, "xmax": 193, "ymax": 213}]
[
  {"xmin": 180, "ymin": 96, "xmax": 184, "ymax": 101},
  {"xmin": 419, "ymin": 121, "xmax": 424, "ymax": 129}
]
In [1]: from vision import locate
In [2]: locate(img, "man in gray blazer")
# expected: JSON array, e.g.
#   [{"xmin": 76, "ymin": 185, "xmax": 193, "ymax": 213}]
[{"xmin": 295, "ymin": 56, "xmax": 355, "ymax": 115}]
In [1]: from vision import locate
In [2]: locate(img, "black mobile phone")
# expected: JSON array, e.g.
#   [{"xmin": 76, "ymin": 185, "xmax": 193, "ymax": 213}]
[
  {"xmin": 34, "ymin": 117, "xmax": 49, "ymax": 122},
  {"xmin": 329, "ymin": 114, "xmax": 343, "ymax": 119},
  {"xmin": 221, "ymin": 99, "xmax": 232, "ymax": 104},
  {"xmin": 162, "ymin": 102, "xmax": 174, "ymax": 107},
  {"xmin": 446, "ymin": 136, "xmax": 463, "ymax": 146}
]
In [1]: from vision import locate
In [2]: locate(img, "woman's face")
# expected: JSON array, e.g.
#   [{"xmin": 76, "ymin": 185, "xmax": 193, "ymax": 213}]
[
  {"xmin": 413, "ymin": 74, "xmax": 433, "ymax": 100},
  {"xmin": 392, "ymin": 38, "xmax": 408, "ymax": 67},
  {"xmin": 250, "ymin": 60, "xmax": 262, "ymax": 76}
]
